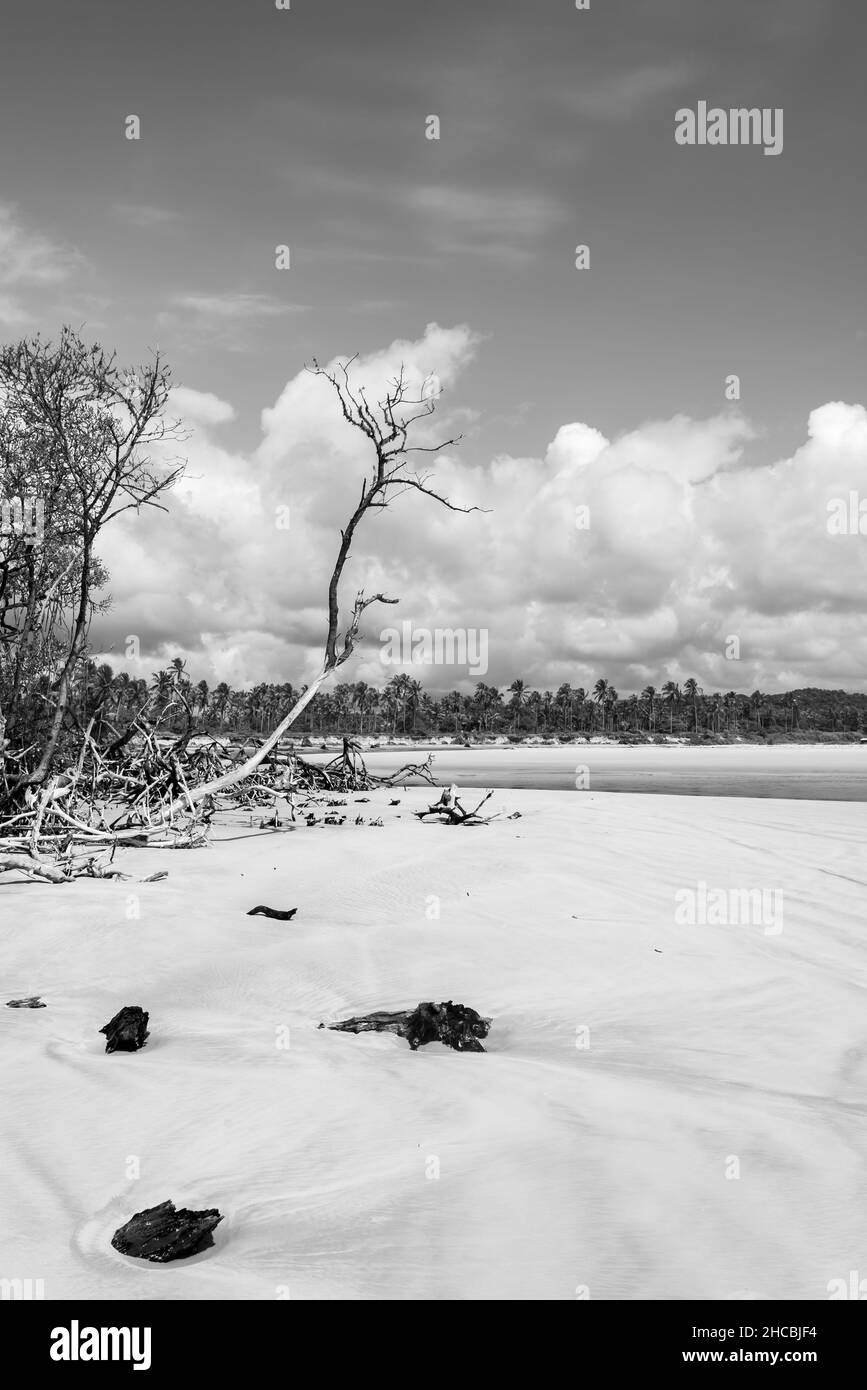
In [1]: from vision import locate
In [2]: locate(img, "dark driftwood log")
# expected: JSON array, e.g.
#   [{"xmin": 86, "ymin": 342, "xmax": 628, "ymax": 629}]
[
  {"xmin": 322, "ymin": 1000, "xmax": 491, "ymax": 1052},
  {"xmin": 414, "ymin": 787, "xmax": 498, "ymax": 826},
  {"xmin": 247, "ymin": 905, "xmax": 298, "ymax": 920},
  {"xmin": 6, "ymin": 996, "xmax": 46, "ymax": 1008},
  {"xmin": 111, "ymin": 1199, "xmax": 223, "ymax": 1262},
  {"xmin": 100, "ymin": 1005, "xmax": 149, "ymax": 1053}
]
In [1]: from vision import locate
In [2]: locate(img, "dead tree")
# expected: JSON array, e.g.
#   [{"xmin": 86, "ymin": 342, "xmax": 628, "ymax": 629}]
[{"xmin": 148, "ymin": 356, "xmax": 484, "ymax": 825}]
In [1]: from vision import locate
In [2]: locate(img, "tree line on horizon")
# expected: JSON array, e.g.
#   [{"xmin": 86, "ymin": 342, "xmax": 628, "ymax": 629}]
[{"xmin": 66, "ymin": 659, "xmax": 867, "ymax": 742}]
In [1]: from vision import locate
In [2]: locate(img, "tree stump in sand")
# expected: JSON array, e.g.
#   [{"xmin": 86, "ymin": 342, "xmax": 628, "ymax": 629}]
[
  {"xmin": 111, "ymin": 1199, "xmax": 223, "ymax": 1262},
  {"xmin": 100, "ymin": 1005, "xmax": 149, "ymax": 1053},
  {"xmin": 322, "ymin": 1000, "xmax": 491, "ymax": 1052}
]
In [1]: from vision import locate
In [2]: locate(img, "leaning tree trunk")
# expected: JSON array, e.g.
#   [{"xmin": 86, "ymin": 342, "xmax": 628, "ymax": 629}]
[{"xmin": 155, "ymin": 666, "xmax": 332, "ymax": 823}]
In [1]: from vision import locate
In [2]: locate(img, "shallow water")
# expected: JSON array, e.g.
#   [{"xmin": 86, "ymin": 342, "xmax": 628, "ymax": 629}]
[{"xmin": 308, "ymin": 744, "xmax": 867, "ymax": 801}]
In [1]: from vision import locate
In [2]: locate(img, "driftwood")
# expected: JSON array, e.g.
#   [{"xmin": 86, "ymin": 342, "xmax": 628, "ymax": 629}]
[
  {"xmin": 0, "ymin": 729, "xmax": 437, "ymax": 867},
  {"xmin": 100, "ymin": 1005, "xmax": 149, "ymax": 1053},
  {"xmin": 247, "ymin": 905, "xmax": 297, "ymax": 920},
  {"xmin": 0, "ymin": 853, "xmax": 69, "ymax": 883},
  {"xmin": 111, "ymin": 1199, "xmax": 223, "ymax": 1263},
  {"xmin": 322, "ymin": 1000, "xmax": 491, "ymax": 1052},
  {"xmin": 414, "ymin": 786, "xmax": 499, "ymax": 825}
]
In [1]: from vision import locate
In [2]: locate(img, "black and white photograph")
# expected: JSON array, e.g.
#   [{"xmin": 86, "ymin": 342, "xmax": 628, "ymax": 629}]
[{"xmin": 1, "ymin": 0, "xmax": 866, "ymax": 1346}]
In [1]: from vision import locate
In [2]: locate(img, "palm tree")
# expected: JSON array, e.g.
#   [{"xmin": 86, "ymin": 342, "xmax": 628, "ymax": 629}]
[
  {"xmin": 212, "ymin": 682, "xmax": 230, "ymax": 728},
  {"xmin": 661, "ymin": 680, "xmax": 681, "ymax": 733},
  {"xmin": 572, "ymin": 686, "xmax": 586, "ymax": 733},
  {"xmin": 508, "ymin": 679, "xmax": 525, "ymax": 734},
  {"xmin": 604, "ymin": 687, "xmax": 619, "ymax": 733},
  {"xmin": 592, "ymin": 678, "xmax": 609, "ymax": 732},
  {"xmin": 333, "ymin": 682, "xmax": 353, "ymax": 733},
  {"xmin": 443, "ymin": 690, "xmax": 463, "ymax": 735},
  {"xmin": 194, "ymin": 679, "xmax": 210, "ymax": 722},
  {"xmin": 352, "ymin": 681, "xmax": 370, "ymax": 733},
  {"xmin": 750, "ymin": 690, "xmax": 764, "ymax": 732},
  {"xmin": 85, "ymin": 662, "xmax": 115, "ymax": 736},
  {"xmin": 111, "ymin": 670, "xmax": 133, "ymax": 724},
  {"xmin": 723, "ymin": 691, "xmax": 737, "ymax": 734},
  {"xmin": 541, "ymin": 691, "xmax": 554, "ymax": 733},
  {"xmin": 406, "ymin": 678, "xmax": 422, "ymax": 733},
  {"xmin": 388, "ymin": 673, "xmax": 412, "ymax": 733},
  {"xmin": 682, "ymin": 677, "xmax": 702, "ymax": 734},
  {"xmin": 382, "ymin": 686, "xmax": 399, "ymax": 737},
  {"xmin": 707, "ymin": 692, "xmax": 723, "ymax": 734},
  {"xmin": 526, "ymin": 689, "xmax": 542, "ymax": 733},
  {"xmin": 641, "ymin": 685, "xmax": 657, "ymax": 733},
  {"xmin": 555, "ymin": 683, "xmax": 573, "ymax": 734},
  {"xmin": 419, "ymin": 690, "xmax": 436, "ymax": 733},
  {"xmin": 152, "ymin": 667, "xmax": 174, "ymax": 718}
]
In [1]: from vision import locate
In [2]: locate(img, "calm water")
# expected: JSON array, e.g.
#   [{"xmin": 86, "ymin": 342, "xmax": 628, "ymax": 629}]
[{"xmin": 305, "ymin": 744, "xmax": 867, "ymax": 801}]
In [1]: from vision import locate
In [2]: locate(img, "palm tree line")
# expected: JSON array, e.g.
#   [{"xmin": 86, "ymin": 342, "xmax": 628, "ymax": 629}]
[{"xmin": 70, "ymin": 661, "xmax": 867, "ymax": 742}]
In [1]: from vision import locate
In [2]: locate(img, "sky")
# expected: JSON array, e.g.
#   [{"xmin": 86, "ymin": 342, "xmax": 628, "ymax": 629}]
[{"xmin": 1, "ymin": 0, "xmax": 866, "ymax": 695}]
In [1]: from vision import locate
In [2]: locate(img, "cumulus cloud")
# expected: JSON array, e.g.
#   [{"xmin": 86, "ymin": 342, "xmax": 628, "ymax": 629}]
[
  {"xmin": 91, "ymin": 324, "xmax": 867, "ymax": 695},
  {"xmin": 170, "ymin": 386, "xmax": 236, "ymax": 426}
]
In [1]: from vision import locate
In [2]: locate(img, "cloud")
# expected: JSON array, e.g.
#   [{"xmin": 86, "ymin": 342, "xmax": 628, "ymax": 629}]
[
  {"xmin": 0, "ymin": 204, "xmax": 84, "ymax": 288},
  {"xmin": 90, "ymin": 324, "xmax": 867, "ymax": 696},
  {"xmin": 569, "ymin": 62, "xmax": 699, "ymax": 121},
  {"xmin": 171, "ymin": 293, "xmax": 303, "ymax": 320},
  {"xmin": 112, "ymin": 202, "xmax": 180, "ymax": 229},
  {"xmin": 0, "ymin": 294, "xmax": 32, "ymax": 327},
  {"xmin": 400, "ymin": 185, "xmax": 565, "ymax": 262},
  {"xmin": 0, "ymin": 204, "xmax": 85, "ymax": 325},
  {"xmin": 157, "ymin": 290, "xmax": 307, "ymax": 353},
  {"xmin": 170, "ymin": 386, "xmax": 236, "ymax": 426}
]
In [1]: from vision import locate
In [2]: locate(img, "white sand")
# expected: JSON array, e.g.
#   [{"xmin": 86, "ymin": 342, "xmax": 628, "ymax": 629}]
[{"xmin": 1, "ymin": 786, "xmax": 866, "ymax": 1300}]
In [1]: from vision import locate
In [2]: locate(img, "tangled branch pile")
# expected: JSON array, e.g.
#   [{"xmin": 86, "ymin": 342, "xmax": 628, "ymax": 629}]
[
  {"xmin": 1, "ymin": 332, "xmax": 480, "ymax": 884},
  {"xmin": 0, "ymin": 667, "xmax": 438, "ymax": 876}
]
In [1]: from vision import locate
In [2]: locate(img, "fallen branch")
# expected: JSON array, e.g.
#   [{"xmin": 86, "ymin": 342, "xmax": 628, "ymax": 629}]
[
  {"xmin": 414, "ymin": 786, "xmax": 499, "ymax": 825},
  {"xmin": 0, "ymin": 853, "xmax": 69, "ymax": 883}
]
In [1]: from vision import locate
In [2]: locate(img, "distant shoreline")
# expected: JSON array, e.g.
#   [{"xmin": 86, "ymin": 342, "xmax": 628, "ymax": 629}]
[{"xmin": 249, "ymin": 733, "xmax": 867, "ymax": 754}]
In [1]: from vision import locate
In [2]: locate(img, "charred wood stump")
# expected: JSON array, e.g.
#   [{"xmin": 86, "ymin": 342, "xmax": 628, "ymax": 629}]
[
  {"xmin": 322, "ymin": 1000, "xmax": 490, "ymax": 1052},
  {"xmin": 111, "ymin": 1199, "xmax": 223, "ymax": 1262},
  {"xmin": 100, "ymin": 1005, "xmax": 150, "ymax": 1053}
]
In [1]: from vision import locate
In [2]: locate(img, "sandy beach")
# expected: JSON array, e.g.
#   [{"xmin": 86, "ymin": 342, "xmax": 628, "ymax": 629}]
[{"xmin": 2, "ymin": 780, "xmax": 865, "ymax": 1300}]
